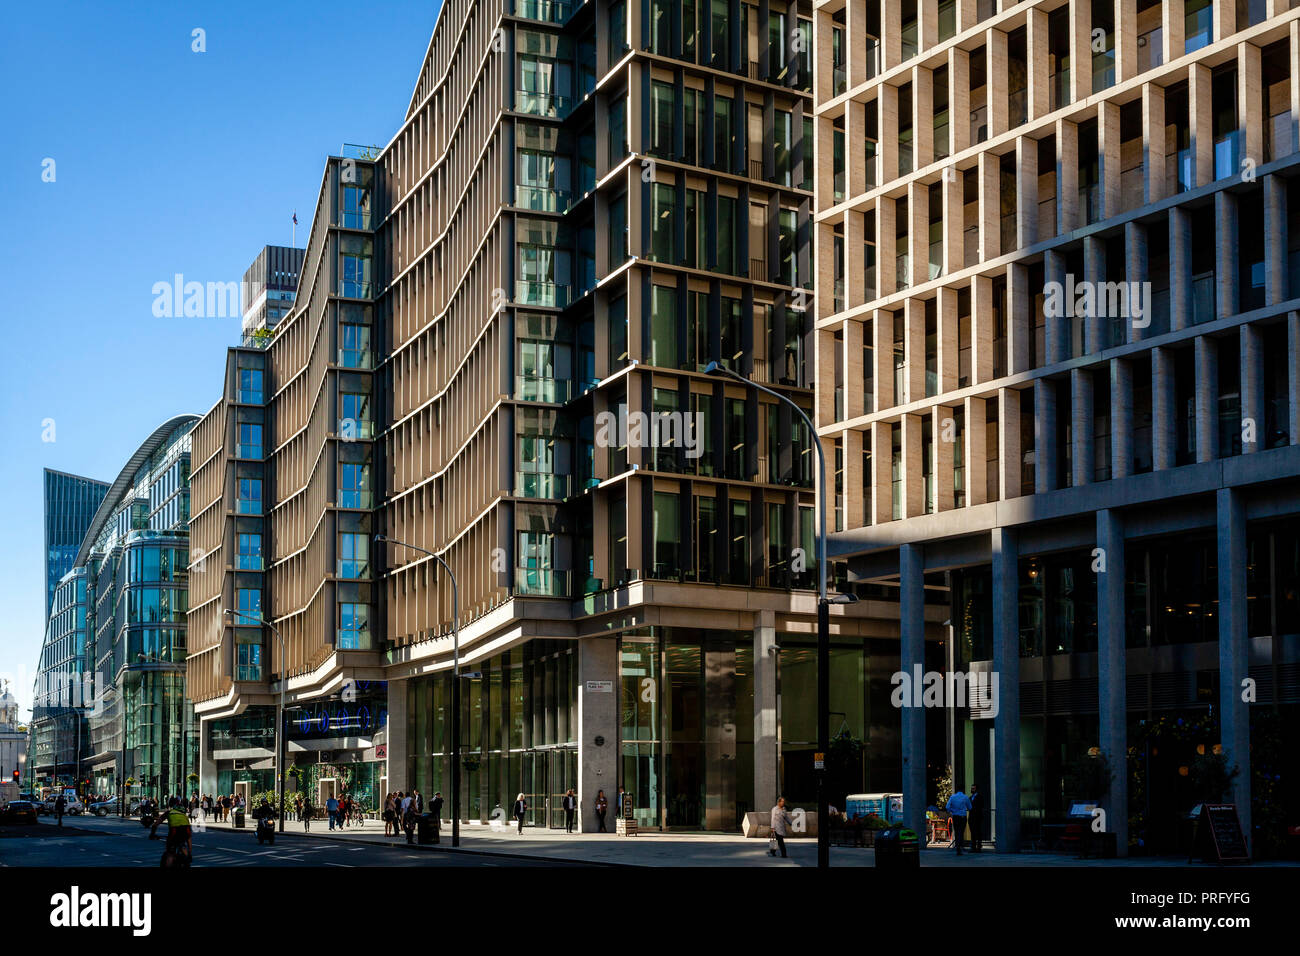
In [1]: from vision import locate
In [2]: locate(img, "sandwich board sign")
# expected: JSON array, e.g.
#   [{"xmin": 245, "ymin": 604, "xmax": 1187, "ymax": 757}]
[{"xmin": 1190, "ymin": 804, "xmax": 1249, "ymax": 865}]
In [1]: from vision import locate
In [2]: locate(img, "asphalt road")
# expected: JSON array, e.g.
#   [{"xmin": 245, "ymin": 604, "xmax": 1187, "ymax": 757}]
[{"xmin": 0, "ymin": 815, "xmax": 547, "ymax": 867}]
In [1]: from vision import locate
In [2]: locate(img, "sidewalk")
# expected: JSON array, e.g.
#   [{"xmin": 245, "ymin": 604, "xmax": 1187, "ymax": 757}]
[{"xmin": 183, "ymin": 813, "xmax": 1241, "ymax": 867}]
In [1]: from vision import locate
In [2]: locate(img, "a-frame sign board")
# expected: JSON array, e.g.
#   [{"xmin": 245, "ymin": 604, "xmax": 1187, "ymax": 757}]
[{"xmin": 1189, "ymin": 803, "xmax": 1250, "ymax": 865}]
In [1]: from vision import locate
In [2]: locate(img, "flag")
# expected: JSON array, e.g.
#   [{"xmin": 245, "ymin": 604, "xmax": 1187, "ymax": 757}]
[{"xmin": 292, "ymin": 211, "xmax": 298, "ymax": 225}]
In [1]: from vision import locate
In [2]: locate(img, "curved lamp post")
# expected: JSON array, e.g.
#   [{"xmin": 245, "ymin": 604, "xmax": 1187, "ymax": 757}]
[
  {"xmin": 705, "ymin": 361, "xmax": 856, "ymax": 869},
  {"xmin": 225, "ymin": 609, "xmax": 286, "ymax": 832},
  {"xmin": 373, "ymin": 534, "xmax": 461, "ymax": 848}
]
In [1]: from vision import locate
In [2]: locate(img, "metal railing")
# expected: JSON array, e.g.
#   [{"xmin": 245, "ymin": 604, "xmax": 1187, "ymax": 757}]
[
  {"xmin": 515, "ymin": 90, "xmax": 573, "ymax": 118},
  {"xmin": 514, "ymin": 568, "xmax": 569, "ymax": 597},
  {"xmin": 514, "ymin": 471, "xmax": 570, "ymax": 499},
  {"xmin": 515, "ymin": 0, "xmax": 572, "ymax": 23},
  {"xmin": 515, "ymin": 280, "xmax": 570, "ymax": 308},
  {"xmin": 516, "ymin": 375, "xmax": 570, "ymax": 403}
]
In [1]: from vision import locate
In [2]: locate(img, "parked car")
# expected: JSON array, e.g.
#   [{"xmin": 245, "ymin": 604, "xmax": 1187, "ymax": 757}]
[
  {"xmin": 42, "ymin": 794, "xmax": 84, "ymax": 816},
  {"xmin": 1, "ymin": 800, "xmax": 40, "ymax": 825}
]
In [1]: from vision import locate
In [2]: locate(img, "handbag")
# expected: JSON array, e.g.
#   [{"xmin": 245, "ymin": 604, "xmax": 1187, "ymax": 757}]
[{"xmin": 767, "ymin": 835, "xmax": 778, "ymax": 856}]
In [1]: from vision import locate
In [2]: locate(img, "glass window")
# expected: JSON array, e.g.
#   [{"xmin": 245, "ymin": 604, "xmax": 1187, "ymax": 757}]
[
  {"xmin": 237, "ymin": 533, "xmax": 262, "ymax": 571},
  {"xmin": 338, "ymin": 603, "xmax": 370, "ymax": 649},
  {"xmin": 650, "ymin": 183, "xmax": 676, "ymax": 262},
  {"xmin": 651, "ymin": 81, "xmax": 675, "ymax": 157},
  {"xmin": 339, "ymin": 532, "xmax": 369, "ymax": 578},
  {"xmin": 237, "ymin": 478, "xmax": 263, "ymax": 515},
  {"xmin": 237, "ymin": 422, "xmax": 262, "ymax": 460}
]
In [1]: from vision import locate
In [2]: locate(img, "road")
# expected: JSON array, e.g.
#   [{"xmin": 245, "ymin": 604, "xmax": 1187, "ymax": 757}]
[{"xmin": 0, "ymin": 815, "xmax": 551, "ymax": 867}]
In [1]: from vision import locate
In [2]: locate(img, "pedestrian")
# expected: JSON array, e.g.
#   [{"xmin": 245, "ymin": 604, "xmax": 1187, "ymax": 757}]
[
  {"xmin": 769, "ymin": 796, "xmax": 793, "ymax": 858},
  {"xmin": 615, "ymin": 785, "xmax": 626, "ymax": 819},
  {"xmin": 967, "ymin": 784, "xmax": 982, "ymax": 853},
  {"xmin": 946, "ymin": 788, "xmax": 973, "ymax": 855},
  {"xmin": 563, "ymin": 789, "xmax": 577, "ymax": 833},
  {"xmin": 414, "ymin": 789, "xmax": 423, "ymax": 814},
  {"xmin": 430, "ymin": 791, "xmax": 444, "ymax": 840},
  {"xmin": 326, "ymin": 792, "xmax": 340, "ymax": 830},
  {"xmin": 595, "ymin": 789, "xmax": 608, "ymax": 832},
  {"xmin": 383, "ymin": 792, "xmax": 396, "ymax": 836},
  {"xmin": 513, "ymin": 792, "xmax": 527, "ymax": 833},
  {"xmin": 402, "ymin": 799, "xmax": 417, "ymax": 844},
  {"xmin": 54, "ymin": 793, "xmax": 65, "ymax": 828},
  {"xmin": 302, "ymin": 795, "xmax": 313, "ymax": 831}
]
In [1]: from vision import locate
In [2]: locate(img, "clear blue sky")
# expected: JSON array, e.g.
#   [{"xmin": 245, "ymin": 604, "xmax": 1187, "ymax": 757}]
[{"xmin": 0, "ymin": 0, "xmax": 442, "ymax": 717}]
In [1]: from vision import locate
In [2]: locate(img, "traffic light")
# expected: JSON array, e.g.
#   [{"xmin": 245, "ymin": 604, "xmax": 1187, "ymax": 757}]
[{"xmin": 10, "ymin": 771, "xmax": 17, "ymax": 783}]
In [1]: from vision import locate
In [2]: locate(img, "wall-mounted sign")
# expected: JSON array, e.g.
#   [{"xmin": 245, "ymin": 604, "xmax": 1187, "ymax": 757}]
[
  {"xmin": 375, "ymin": 744, "xmax": 387, "ymax": 759},
  {"xmin": 586, "ymin": 680, "xmax": 614, "ymax": 693}
]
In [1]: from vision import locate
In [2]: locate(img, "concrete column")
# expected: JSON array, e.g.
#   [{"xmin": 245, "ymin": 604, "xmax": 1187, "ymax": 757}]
[
  {"xmin": 1152, "ymin": 346, "xmax": 1176, "ymax": 470},
  {"xmin": 905, "ymin": 296, "xmax": 927, "ymax": 402},
  {"xmin": 909, "ymin": 180, "xmax": 929, "ymax": 290},
  {"xmin": 965, "ymin": 394, "xmax": 989, "ymax": 505},
  {"xmin": 845, "ymin": 318, "xmax": 865, "ymax": 419},
  {"xmin": 1111, "ymin": 357, "xmax": 1134, "ymax": 479},
  {"xmin": 1162, "ymin": 0, "xmax": 1185, "ymax": 66},
  {"xmin": 901, "ymin": 412, "xmax": 925, "ymax": 518},
  {"xmin": 1096, "ymin": 509, "xmax": 1128, "ymax": 856},
  {"xmin": 914, "ymin": 65, "xmax": 935, "ymax": 171},
  {"xmin": 1115, "ymin": 0, "xmax": 1138, "ymax": 85},
  {"xmin": 881, "ymin": 0, "xmax": 903, "ymax": 71},
  {"xmin": 873, "ymin": 308, "xmax": 895, "ymax": 409},
  {"xmin": 845, "ymin": 428, "xmax": 866, "ymax": 528},
  {"xmin": 1045, "ymin": 249, "xmax": 1069, "ymax": 365},
  {"xmin": 1009, "ymin": 262, "xmax": 1033, "ymax": 374},
  {"xmin": 978, "ymin": 149, "xmax": 1001, "ymax": 262},
  {"xmin": 1241, "ymin": 323, "xmax": 1263, "ymax": 455},
  {"xmin": 943, "ymin": 161, "xmax": 964, "ymax": 276},
  {"xmin": 934, "ymin": 405, "xmax": 955, "ymax": 511},
  {"xmin": 1216, "ymin": 191, "xmax": 1239, "ymax": 320},
  {"xmin": 1069, "ymin": 0, "xmax": 1092, "ymax": 103},
  {"xmin": 386, "ymin": 678, "xmax": 409, "ymax": 793},
  {"xmin": 1098, "ymin": 99, "xmax": 1121, "ymax": 220},
  {"xmin": 1057, "ymin": 118, "xmax": 1080, "ymax": 234},
  {"xmin": 1264, "ymin": 174, "xmax": 1288, "ymax": 306},
  {"xmin": 1190, "ymin": 63, "xmax": 1214, "ymax": 187},
  {"xmin": 1169, "ymin": 206, "xmax": 1192, "ymax": 332},
  {"xmin": 1291, "ymin": 311, "xmax": 1300, "ymax": 448},
  {"xmin": 900, "ymin": 543, "xmax": 927, "ymax": 844},
  {"xmin": 972, "ymin": 273, "xmax": 995, "ymax": 383},
  {"xmin": 1026, "ymin": 6, "xmax": 1050, "ymax": 121},
  {"xmin": 991, "ymin": 526, "xmax": 1021, "ymax": 853},
  {"xmin": 1213, "ymin": 0, "xmax": 1235, "ymax": 47},
  {"xmin": 1143, "ymin": 82, "xmax": 1167, "ymax": 204},
  {"xmin": 753, "ymin": 610, "xmax": 778, "ymax": 811},
  {"xmin": 1292, "ymin": 21, "xmax": 1300, "ymax": 157},
  {"xmin": 846, "ymin": 99, "xmax": 870, "ymax": 197},
  {"xmin": 918, "ymin": 0, "xmax": 938, "ymax": 54},
  {"xmin": 1084, "ymin": 235, "xmax": 1107, "ymax": 354},
  {"xmin": 577, "ymin": 637, "xmax": 619, "ymax": 831},
  {"xmin": 1034, "ymin": 376, "xmax": 1058, "ymax": 493},
  {"xmin": 987, "ymin": 28, "xmax": 1009, "ymax": 138},
  {"xmin": 1240, "ymin": 42, "xmax": 1263, "ymax": 174},
  {"xmin": 846, "ymin": 208, "xmax": 867, "ymax": 309},
  {"xmin": 1125, "ymin": 221, "xmax": 1149, "ymax": 344},
  {"xmin": 999, "ymin": 387, "xmax": 1022, "ymax": 500},
  {"xmin": 1216, "ymin": 488, "xmax": 1252, "ymax": 850},
  {"xmin": 873, "ymin": 420, "xmax": 894, "ymax": 523},
  {"xmin": 938, "ymin": 286, "xmax": 960, "ymax": 393},
  {"xmin": 847, "ymin": 0, "xmax": 870, "ymax": 87},
  {"xmin": 1016, "ymin": 135, "xmax": 1039, "ymax": 252},
  {"xmin": 950, "ymin": 46, "xmax": 971, "ymax": 155},
  {"xmin": 1072, "ymin": 368, "xmax": 1094, "ymax": 486},
  {"xmin": 1195, "ymin": 335, "xmax": 1219, "ymax": 463},
  {"xmin": 877, "ymin": 194, "xmax": 898, "ymax": 298},
  {"xmin": 878, "ymin": 84, "xmax": 900, "ymax": 187}
]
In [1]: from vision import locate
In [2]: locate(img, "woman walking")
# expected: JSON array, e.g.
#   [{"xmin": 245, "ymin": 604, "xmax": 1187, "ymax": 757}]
[
  {"xmin": 513, "ymin": 793, "xmax": 528, "ymax": 834},
  {"xmin": 595, "ymin": 789, "xmax": 609, "ymax": 832}
]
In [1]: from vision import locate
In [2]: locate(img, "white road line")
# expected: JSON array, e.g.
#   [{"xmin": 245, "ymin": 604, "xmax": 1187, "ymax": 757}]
[{"xmin": 322, "ymin": 862, "xmax": 352, "ymax": 868}]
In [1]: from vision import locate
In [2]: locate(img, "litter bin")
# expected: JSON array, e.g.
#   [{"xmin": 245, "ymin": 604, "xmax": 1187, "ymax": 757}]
[
  {"xmin": 875, "ymin": 826, "xmax": 920, "ymax": 868},
  {"xmin": 417, "ymin": 813, "xmax": 439, "ymax": 845},
  {"xmin": 233, "ymin": 807, "xmax": 246, "ymax": 829}
]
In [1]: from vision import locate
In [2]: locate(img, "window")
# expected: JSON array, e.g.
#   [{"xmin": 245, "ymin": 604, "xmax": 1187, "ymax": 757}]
[
  {"xmin": 236, "ymin": 636, "xmax": 262, "ymax": 682},
  {"xmin": 237, "ymin": 366, "xmax": 263, "ymax": 404},
  {"xmin": 236, "ymin": 587, "xmax": 262, "ymax": 621},
  {"xmin": 650, "ymin": 183, "xmax": 676, "ymax": 262},
  {"xmin": 340, "ymin": 391, "xmax": 372, "ymax": 439},
  {"xmin": 650, "ymin": 286, "xmax": 678, "ymax": 368},
  {"xmin": 338, "ymin": 235, "xmax": 373, "ymax": 298},
  {"xmin": 237, "ymin": 478, "xmax": 263, "ymax": 515},
  {"xmin": 237, "ymin": 533, "xmax": 262, "ymax": 571},
  {"xmin": 338, "ymin": 532, "xmax": 369, "ymax": 578},
  {"xmin": 652, "ymin": 492, "xmax": 681, "ymax": 577},
  {"xmin": 339, "ymin": 322, "xmax": 371, "ymax": 369},
  {"xmin": 714, "ymin": 94, "xmax": 733, "ymax": 172},
  {"xmin": 651, "ymin": 81, "xmax": 675, "ymax": 157},
  {"xmin": 338, "ymin": 603, "xmax": 370, "ymax": 649},
  {"xmin": 340, "ymin": 461, "xmax": 371, "ymax": 509},
  {"xmin": 237, "ymin": 422, "xmax": 262, "ymax": 460}
]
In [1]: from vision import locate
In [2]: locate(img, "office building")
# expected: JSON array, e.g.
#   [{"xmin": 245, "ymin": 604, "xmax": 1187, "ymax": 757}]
[
  {"xmin": 241, "ymin": 244, "xmax": 307, "ymax": 337},
  {"xmin": 815, "ymin": 0, "xmax": 1300, "ymax": 856},
  {"xmin": 43, "ymin": 469, "xmax": 109, "ymax": 619}
]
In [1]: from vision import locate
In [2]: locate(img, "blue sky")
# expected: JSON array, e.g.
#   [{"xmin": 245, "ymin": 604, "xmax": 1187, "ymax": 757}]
[{"xmin": 0, "ymin": 0, "xmax": 441, "ymax": 716}]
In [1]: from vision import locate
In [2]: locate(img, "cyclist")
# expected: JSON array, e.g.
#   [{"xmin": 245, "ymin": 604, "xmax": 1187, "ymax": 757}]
[{"xmin": 162, "ymin": 798, "xmax": 193, "ymax": 867}]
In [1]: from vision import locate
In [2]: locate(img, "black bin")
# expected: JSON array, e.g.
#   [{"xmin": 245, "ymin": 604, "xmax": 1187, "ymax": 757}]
[
  {"xmin": 233, "ymin": 808, "xmax": 245, "ymax": 829},
  {"xmin": 417, "ymin": 814, "xmax": 439, "ymax": 845},
  {"xmin": 875, "ymin": 826, "xmax": 920, "ymax": 868}
]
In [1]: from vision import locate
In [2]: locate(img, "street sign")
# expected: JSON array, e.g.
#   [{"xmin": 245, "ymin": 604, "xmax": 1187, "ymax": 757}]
[
  {"xmin": 814, "ymin": 752, "xmax": 825, "ymax": 770},
  {"xmin": 586, "ymin": 680, "xmax": 614, "ymax": 693}
]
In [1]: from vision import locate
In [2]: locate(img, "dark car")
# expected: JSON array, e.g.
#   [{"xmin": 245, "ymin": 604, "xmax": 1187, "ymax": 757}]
[{"xmin": 1, "ymin": 800, "xmax": 39, "ymax": 825}]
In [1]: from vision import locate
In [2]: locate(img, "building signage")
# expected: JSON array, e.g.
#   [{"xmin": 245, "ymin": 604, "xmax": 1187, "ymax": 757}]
[
  {"xmin": 586, "ymin": 680, "xmax": 614, "ymax": 693},
  {"xmin": 375, "ymin": 744, "xmax": 387, "ymax": 759}
]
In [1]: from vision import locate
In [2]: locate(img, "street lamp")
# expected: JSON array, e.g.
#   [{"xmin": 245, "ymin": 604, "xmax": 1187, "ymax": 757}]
[
  {"xmin": 373, "ymin": 533, "xmax": 461, "ymax": 848},
  {"xmin": 705, "ymin": 361, "xmax": 857, "ymax": 869},
  {"xmin": 225, "ymin": 609, "xmax": 287, "ymax": 833}
]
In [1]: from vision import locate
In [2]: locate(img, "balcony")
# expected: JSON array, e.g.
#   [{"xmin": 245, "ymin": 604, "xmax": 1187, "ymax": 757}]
[
  {"xmin": 515, "ymin": 184, "xmax": 572, "ymax": 213},
  {"xmin": 515, "ymin": 567, "xmax": 569, "ymax": 597},
  {"xmin": 515, "ymin": 90, "xmax": 573, "ymax": 119},
  {"xmin": 337, "ymin": 418, "xmax": 375, "ymax": 440},
  {"xmin": 338, "ymin": 280, "xmax": 373, "ymax": 299},
  {"xmin": 338, "ymin": 348, "xmax": 374, "ymax": 370},
  {"xmin": 516, "ymin": 375, "xmax": 570, "ymax": 403},
  {"xmin": 235, "ymin": 443, "xmax": 262, "ymax": 460},
  {"xmin": 338, "ymin": 490, "xmax": 374, "ymax": 509},
  {"xmin": 516, "ymin": 0, "xmax": 572, "ymax": 23},
  {"xmin": 516, "ymin": 279, "xmax": 570, "ymax": 308},
  {"xmin": 514, "ymin": 471, "xmax": 570, "ymax": 499},
  {"xmin": 337, "ymin": 559, "xmax": 370, "ymax": 579}
]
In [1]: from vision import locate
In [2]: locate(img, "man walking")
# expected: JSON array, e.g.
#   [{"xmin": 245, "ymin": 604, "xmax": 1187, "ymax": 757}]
[
  {"xmin": 946, "ymin": 788, "xmax": 973, "ymax": 855},
  {"xmin": 430, "ymin": 791, "xmax": 444, "ymax": 841},
  {"xmin": 54, "ymin": 793, "xmax": 65, "ymax": 828},
  {"xmin": 968, "ymin": 784, "xmax": 983, "ymax": 852},
  {"xmin": 769, "ymin": 796, "xmax": 793, "ymax": 859},
  {"xmin": 563, "ymin": 789, "xmax": 577, "ymax": 833},
  {"xmin": 326, "ymin": 793, "xmax": 340, "ymax": 831}
]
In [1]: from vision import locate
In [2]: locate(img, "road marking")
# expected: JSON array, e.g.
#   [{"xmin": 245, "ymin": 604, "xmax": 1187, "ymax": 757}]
[{"xmin": 322, "ymin": 862, "xmax": 352, "ymax": 868}]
